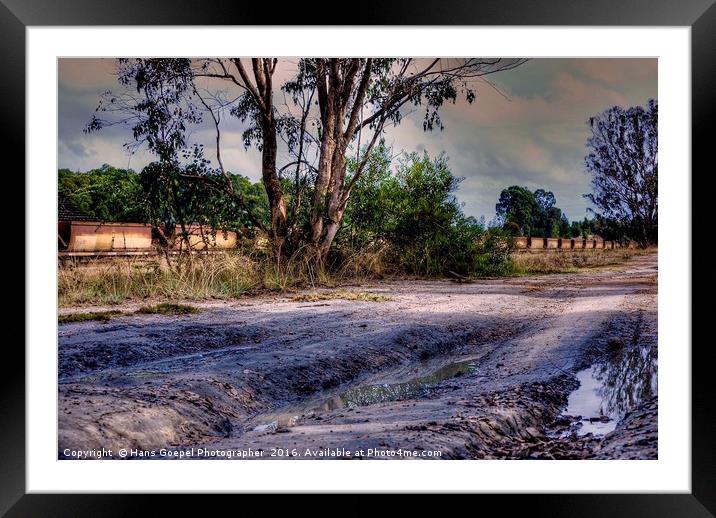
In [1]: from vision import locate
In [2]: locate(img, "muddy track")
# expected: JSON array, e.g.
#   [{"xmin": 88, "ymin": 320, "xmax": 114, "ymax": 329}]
[{"xmin": 58, "ymin": 253, "xmax": 657, "ymax": 459}]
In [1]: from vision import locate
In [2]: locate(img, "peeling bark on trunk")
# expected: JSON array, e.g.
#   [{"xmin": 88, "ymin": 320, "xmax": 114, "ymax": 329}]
[
  {"xmin": 309, "ymin": 59, "xmax": 367, "ymax": 263},
  {"xmin": 301, "ymin": 58, "xmax": 523, "ymax": 262}
]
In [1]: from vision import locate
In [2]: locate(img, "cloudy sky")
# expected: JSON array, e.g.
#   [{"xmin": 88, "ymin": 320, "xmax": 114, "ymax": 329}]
[{"xmin": 58, "ymin": 58, "xmax": 657, "ymax": 222}]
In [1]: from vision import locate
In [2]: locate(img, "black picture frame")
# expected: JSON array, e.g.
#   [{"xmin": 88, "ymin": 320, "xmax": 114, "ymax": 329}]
[{"xmin": 3, "ymin": 0, "xmax": 713, "ymax": 513}]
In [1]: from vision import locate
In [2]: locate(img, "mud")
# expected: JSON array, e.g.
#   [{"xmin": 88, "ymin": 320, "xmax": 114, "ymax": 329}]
[{"xmin": 58, "ymin": 253, "xmax": 658, "ymax": 459}]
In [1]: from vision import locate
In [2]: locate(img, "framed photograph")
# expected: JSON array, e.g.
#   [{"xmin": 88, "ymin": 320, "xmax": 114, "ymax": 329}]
[{"xmin": 5, "ymin": 0, "xmax": 713, "ymax": 511}]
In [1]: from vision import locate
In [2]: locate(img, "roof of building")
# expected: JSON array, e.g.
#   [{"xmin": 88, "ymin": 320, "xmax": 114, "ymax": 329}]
[{"xmin": 58, "ymin": 195, "xmax": 97, "ymax": 222}]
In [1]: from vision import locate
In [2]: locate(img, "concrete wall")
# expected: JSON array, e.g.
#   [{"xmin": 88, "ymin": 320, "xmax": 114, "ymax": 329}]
[
  {"xmin": 62, "ymin": 221, "xmax": 237, "ymax": 252},
  {"xmin": 529, "ymin": 237, "xmax": 545, "ymax": 249},
  {"xmin": 512, "ymin": 236, "xmax": 637, "ymax": 251},
  {"xmin": 66, "ymin": 222, "xmax": 153, "ymax": 252},
  {"xmin": 514, "ymin": 236, "xmax": 529, "ymax": 249},
  {"xmin": 61, "ymin": 221, "xmax": 636, "ymax": 255}
]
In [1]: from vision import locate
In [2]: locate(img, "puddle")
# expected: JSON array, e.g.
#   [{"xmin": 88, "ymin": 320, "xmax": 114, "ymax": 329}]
[
  {"xmin": 250, "ymin": 358, "xmax": 480, "ymax": 433},
  {"xmin": 562, "ymin": 345, "xmax": 657, "ymax": 436},
  {"xmin": 329, "ymin": 359, "xmax": 479, "ymax": 409}
]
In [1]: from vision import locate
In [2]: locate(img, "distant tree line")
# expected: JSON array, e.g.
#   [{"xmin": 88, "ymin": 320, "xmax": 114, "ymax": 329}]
[
  {"xmin": 495, "ymin": 186, "xmax": 571, "ymax": 238},
  {"xmin": 58, "ymin": 162, "xmax": 269, "ymax": 237},
  {"xmin": 58, "ymin": 147, "xmax": 514, "ymax": 277},
  {"xmin": 59, "ymin": 165, "xmax": 145, "ymax": 223},
  {"xmin": 494, "ymin": 185, "xmax": 631, "ymax": 242}
]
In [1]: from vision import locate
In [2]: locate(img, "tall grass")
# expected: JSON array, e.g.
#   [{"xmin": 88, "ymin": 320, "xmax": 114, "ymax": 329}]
[
  {"xmin": 59, "ymin": 253, "xmax": 260, "ymax": 306},
  {"xmin": 58, "ymin": 247, "xmax": 654, "ymax": 306},
  {"xmin": 58, "ymin": 248, "xmax": 393, "ymax": 307},
  {"xmin": 510, "ymin": 248, "xmax": 654, "ymax": 275}
]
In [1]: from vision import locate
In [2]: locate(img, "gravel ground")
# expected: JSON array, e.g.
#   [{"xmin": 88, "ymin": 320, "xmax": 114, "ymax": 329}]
[{"xmin": 58, "ymin": 253, "xmax": 657, "ymax": 459}]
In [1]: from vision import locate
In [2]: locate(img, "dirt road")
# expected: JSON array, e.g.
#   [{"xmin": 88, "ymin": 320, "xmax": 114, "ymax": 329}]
[{"xmin": 58, "ymin": 253, "xmax": 657, "ymax": 459}]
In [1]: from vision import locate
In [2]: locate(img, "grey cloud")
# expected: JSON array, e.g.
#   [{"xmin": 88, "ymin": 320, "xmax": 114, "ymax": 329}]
[
  {"xmin": 58, "ymin": 58, "xmax": 657, "ymax": 222},
  {"xmin": 64, "ymin": 140, "xmax": 93, "ymax": 158}
]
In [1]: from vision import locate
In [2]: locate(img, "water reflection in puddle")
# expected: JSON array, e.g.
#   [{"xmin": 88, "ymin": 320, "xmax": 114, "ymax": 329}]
[
  {"xmin": 324, "ymin": 359, "xmax": 479, "ymax": 410},
  {"xmin": 252, "ymin": 359, "xmax": 480, "ymax": 432},
  {"xmin": 564, "ymin": 345, "xmax": 657, "ymax": 436}
]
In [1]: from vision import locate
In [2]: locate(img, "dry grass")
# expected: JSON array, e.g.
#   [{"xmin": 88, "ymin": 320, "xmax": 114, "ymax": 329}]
[
  {"xmin": 333, "ymin": 244, "xmax": 394, "ymax": 280},
  {"xmin": 510, "ymin": 248, "xmax": 655, "ymax": 275},
  {"xmin": 291, "ymin": 290, "xmax": 391, "ymax": 303},
  {"xmin": 58, "ymin": 310, "xmax": 123, "ymax": 324},
  {"xmin": 58, "ymin": 247, "xmax": 654, "ymax": 307},
  {"xmin": 136, "ymin": 303, "xmax": 199, "ymax": 315},
  {"xmin": 60, "ymin": 252, "xmax": 267, "ymax": 307},
  {"xmin": 58, "ymin": 249, "xmax": 392, "ymax": 307}
]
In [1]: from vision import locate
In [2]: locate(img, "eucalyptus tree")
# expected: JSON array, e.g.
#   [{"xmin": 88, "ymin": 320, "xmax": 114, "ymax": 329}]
[
  {"xmin": 584, "ymin": 99, "xmax": 658, "ymax": 247},
  {"xmin": 86, "ymin": 58, "xmax": 270, "ymax": 236},
  {"xmin": 88, "ymin": 57, "xmax": 527, "ymax": 260},
  {"xmin": 282, "ymin": 58, "xmax": 527, "ymax": 259}
]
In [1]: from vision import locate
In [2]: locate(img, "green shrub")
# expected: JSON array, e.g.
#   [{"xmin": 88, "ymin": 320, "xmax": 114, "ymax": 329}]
[
  {"xmin": 137, "ymin": 303, "xmax": 198, "ymax": 315},
  {"xmin": 338, "ymin": 148, "xmax": 513, "ymax": 277}
]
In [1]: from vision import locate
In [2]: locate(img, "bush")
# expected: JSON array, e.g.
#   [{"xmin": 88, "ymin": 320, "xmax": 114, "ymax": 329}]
[
  {"xmin": 59, "ymin": 165, "xmax": 145, "ymax": 222},
  {"xmin": 338, "ymin": 148, "xmax": 513, "ymax": 277},
  {"xmin": 59, "ymin": 150, "xmax": 516, "ymax": 295},
  {"xmin": 474, "ymin": 228, "xmax": 515, "ymax": 276}
]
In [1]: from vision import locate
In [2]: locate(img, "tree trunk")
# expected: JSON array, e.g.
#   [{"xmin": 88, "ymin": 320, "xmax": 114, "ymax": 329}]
[
  {"xmin": 307, "ymin": 59, "xmax": 381, "ymax": 264},
  {"xmin": 311, "ymin": 126, "xmax": 350, "ymax": 263},
  {"xmin": 261, "ymin": 120, "xmax": 288, "ymax": 253},
  {"xmin": 318, "ymin": 217, "xmax": 343, "ymax": 258},
  {"xmin": 317, "ymin": 133, "xmax": 348, "ymax": 259}
]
